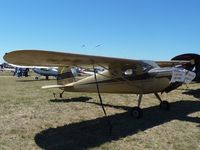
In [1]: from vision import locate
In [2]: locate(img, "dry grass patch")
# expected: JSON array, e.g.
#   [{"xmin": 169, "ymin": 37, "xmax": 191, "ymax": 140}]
[{"xmin": 0, "ymin": 75, "xmax": 200, "ymax": 150}]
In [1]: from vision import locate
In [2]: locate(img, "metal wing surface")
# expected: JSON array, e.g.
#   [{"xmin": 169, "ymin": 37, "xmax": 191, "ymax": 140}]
[{"xmin": 3, "ymin": 50, "xmax": 141, "ymax": 68}]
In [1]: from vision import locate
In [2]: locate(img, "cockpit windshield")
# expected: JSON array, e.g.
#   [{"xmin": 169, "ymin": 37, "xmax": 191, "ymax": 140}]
[{"xmin": 122, "ymin": 61, "xmax": 155, "ymax": 77}]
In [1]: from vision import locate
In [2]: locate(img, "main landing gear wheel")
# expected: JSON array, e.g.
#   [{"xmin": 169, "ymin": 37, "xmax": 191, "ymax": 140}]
[
  {"xmin": 131, "ymin": 107, "xmax": 143, "ymax": 119},
  {"xmin": 159, "ymin": 101, "xmax": 170, "ymax": 110}
]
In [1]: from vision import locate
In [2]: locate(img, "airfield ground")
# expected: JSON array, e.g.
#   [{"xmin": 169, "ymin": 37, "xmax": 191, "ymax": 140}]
[{"xmin": 0, "ymin": 71, "xmax": 200, "ymax": 150}]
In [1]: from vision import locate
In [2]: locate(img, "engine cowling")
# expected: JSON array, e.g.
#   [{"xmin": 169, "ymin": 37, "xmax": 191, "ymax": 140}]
[
  {"xmin": 162, "ymin": 53, "xmax": 200, "ymax": 93},
  {"xmin": 172, "ymin": 53, "xmax": 200, "ymax": 82}
]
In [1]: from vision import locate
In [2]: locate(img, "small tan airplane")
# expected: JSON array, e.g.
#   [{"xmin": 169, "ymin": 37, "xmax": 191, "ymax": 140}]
[{"xmin": 3, "ymin": 50, "xmax": 198, "ymax": 118}]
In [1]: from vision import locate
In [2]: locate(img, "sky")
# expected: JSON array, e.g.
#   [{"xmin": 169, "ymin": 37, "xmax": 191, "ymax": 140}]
[{"xmin": 0, "ymin": 0, "xmax": 200, "ymax": 63}]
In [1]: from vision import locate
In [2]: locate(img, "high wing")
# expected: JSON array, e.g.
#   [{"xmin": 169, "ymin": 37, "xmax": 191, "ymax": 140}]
[
  {"xmin": 3, "ymin": 50, "xmax": 192, "ymax": 70},
  {"xmin": 4, "ymin": 50, "xmax": 140, "ymax": 67}
]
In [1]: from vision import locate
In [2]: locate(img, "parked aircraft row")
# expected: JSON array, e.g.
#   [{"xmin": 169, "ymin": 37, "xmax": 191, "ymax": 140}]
[
  {"xmin": 0, "ymin": 63, "xmax": 57, "ymax": 79},
  {"xmin": 1, "ymin": 62, "xmax": 102, "ymax": 80}
]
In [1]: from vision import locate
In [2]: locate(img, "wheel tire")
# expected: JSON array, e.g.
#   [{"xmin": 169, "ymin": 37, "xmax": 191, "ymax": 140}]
[
  {"xmin": 159, "ymin": 101, "xmax": 170, "ymax": 110},
  {"xmin": 131, "ymin": 107, "xmax": 143, "ymax": 119},
  {"xmin": 35, "ymin": 77, "xmax": 39, "ymax": 80}
]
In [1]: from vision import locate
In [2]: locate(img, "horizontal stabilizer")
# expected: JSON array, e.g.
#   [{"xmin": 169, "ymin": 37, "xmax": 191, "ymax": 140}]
[{"xmin": 42, "ymin": 85, "xmax": 68, "ymax": 89}]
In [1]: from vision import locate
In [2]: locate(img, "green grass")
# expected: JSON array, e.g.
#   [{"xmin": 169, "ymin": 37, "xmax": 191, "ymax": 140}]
[{"xmin": 0, "ymin": 74, "xmax": 200, "ymax": 150}]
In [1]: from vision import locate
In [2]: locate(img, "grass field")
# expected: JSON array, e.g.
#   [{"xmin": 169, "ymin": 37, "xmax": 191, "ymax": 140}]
[{"xmin": 0, "ymin": 71, "xmax": 200, "ymax": 150}]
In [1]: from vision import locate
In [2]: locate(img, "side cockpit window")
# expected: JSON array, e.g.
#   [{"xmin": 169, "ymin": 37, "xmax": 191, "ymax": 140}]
[
  {"xmin": 141, "ymin": 63, "xmax": 153, "ymax": 72},
  {"xmin": 124, "ymin": 69, "xmax": 135, "ymax": 76},
  {"xmin": 122, "ymin": 62, "xmax": 153, "ymax": 77},
  {"xmin": 122, "ymin": 67, "xmax": 137, "ymax": 77}
]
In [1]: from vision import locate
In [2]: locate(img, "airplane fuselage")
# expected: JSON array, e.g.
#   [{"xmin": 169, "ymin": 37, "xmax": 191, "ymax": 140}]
[{"xmin": 61, "ymin": 70, "xmax": 170, "ymax": 94}]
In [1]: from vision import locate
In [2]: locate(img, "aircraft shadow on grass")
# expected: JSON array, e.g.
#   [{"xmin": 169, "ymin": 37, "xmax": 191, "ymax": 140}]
[
  {"xmin": 50, "ymin": 96, "xmax": 92, "ymax": 103},
  {"xmin": 35, "ymin": 99, "xmax": 200, "ymax": 150},
  {"xmin": 16, "ymin": 79, "xmax": 56, "ymax": 82},
  {"xmin": 182, "ymin": 89, "xmax": 200, "ymax": 99}
]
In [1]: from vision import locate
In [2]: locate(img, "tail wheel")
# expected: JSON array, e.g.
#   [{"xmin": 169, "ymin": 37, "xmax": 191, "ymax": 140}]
[
  {"xmin": 159, "ymin": 101, "xmax": 170, "ymax": 110},
  {"xmin": 131, "ymin": 107, "xmax": 143, "ymax": 119}
]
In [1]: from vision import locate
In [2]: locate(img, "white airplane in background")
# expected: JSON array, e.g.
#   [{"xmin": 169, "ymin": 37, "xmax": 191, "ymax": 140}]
[
  {"xmin": 7, "ymin": 63, "xmax": 59, "ymax": 79},
  {"xmin": 0, "ymin": 63, "xmax": 15, "ymax": 72},
  {"xmin": 4, "ymin": 50, "xmax": 199, "ymax": 119},
  {"xmin": 32, "ymin": 68, "xmax": 58, "ymax": 80},
  {"xmin": 24, "ymin": 67, "xmax": 87, "ymax": 80}
]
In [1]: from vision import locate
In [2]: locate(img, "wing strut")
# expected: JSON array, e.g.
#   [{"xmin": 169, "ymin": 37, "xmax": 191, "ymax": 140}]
[{"xmin": 93, "ymin": 64, "xmax": 113, "ymax": 135}]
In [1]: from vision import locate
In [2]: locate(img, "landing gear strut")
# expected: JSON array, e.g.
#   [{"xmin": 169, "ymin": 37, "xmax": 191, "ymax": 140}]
[
  {"xmin": 131, "ymin": 93, "xmax": 170, "ymax": 119},
  {"xmin": 154, "ymin": 93, "xmax": 170, "ymax": 110},
  {"xmin": 131, "ymin": 94, "xmax": 143, "ymax": 119},
  {"xmin": 59, "ymin": 91, "xmax": 65, "ymax": 98},
  {"xmin": 53, "ymin": 90, "xmax": 65, "ymax": 99}
]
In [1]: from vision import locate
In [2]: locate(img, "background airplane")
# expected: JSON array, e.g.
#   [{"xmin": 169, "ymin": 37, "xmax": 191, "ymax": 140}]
[
  {"xmin": 7, "ymin": 63, "xmax": 59, "ymax": 80},
  {"xmin": 33, "ymin": 67, "xmax": 90, "ymax": 80},
  {"xmin": 7, "ymin": 62, "xmax": 94, "ymax": 80},
  {"xmin": 33, "ymin": 68, "xmax": 58, "ymax": 80},
  {"xmin": 0, "ymin": 62, "xmax": 15, "ymax": 72}
]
